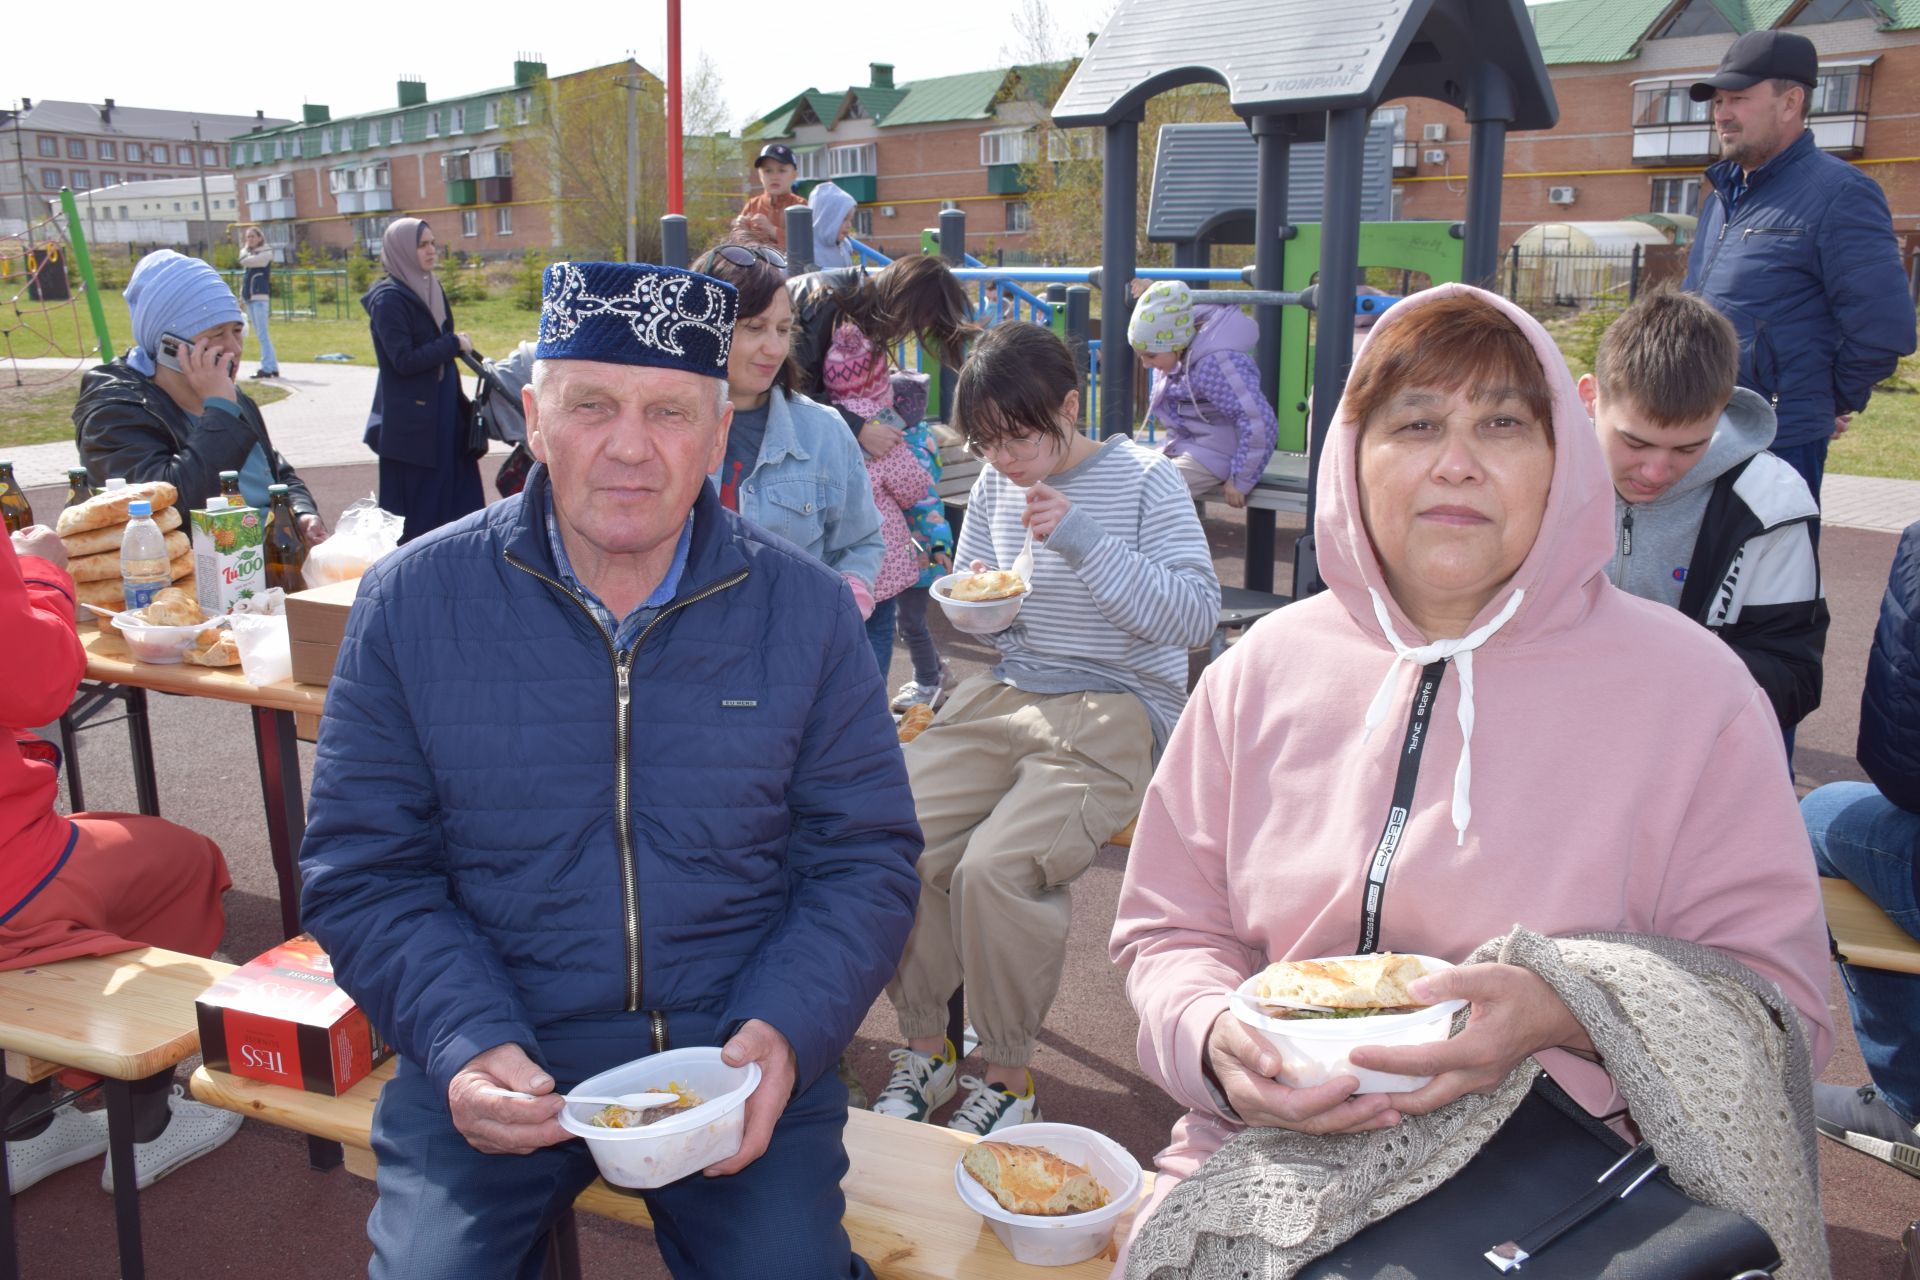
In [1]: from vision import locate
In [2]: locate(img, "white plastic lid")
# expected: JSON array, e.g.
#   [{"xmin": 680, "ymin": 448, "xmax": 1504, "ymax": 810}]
[
  {"xmin": 106, "ymin": 477, "xmax": 128, "ymax": 489},
  {"xmin": 128, "ymin": 500, "xmax": 152, "ymax": 517}
]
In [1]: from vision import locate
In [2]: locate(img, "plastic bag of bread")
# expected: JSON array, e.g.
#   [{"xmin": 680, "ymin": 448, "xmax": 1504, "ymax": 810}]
[
  {"xmin": 897, "ymin": 704, "xmax": 936, "ymax": 744},
  {"xmin": 961, "ymin": 1141, "xmax": 1108, "ymax": 1216},
  {"xmin": 228, "ymin": 613, "xmax": 292, "ymax": 686},
  {"xmin": 302, "ymin": 496, "xmax": 404, "ymax": 588}
]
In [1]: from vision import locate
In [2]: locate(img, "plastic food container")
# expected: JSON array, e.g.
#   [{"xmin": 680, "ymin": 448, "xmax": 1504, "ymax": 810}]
[
  {"xmin": 556, "ymin": 1047, "xmax": 761, "ymax": 1189},
  {"xmin": 1228, "ymin": 955, "xmax": 1466, "ymax": 1094},
  {"xmin": 930, "ymin": 571, "xmax": 1027, "ymax": 635},
  {"xmin": 107, "ymin": 611, "xmax": 217, "ymax": 665},
  {"xmin": 952, "ymin": 1121, "xmax": 1146, "ymax": 1267}
]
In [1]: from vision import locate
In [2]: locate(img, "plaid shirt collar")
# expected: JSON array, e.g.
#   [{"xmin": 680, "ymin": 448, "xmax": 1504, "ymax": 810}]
[{"xmin": 541, "ymin": 482, "xmax": 695, "ymax": 650}]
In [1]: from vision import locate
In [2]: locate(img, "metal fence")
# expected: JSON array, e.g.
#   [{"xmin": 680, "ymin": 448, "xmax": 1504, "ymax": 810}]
[
  {"xmin": 1498, "ymin": 243, "xmax": 1689, "ymax": 310},
  {"xmin": 215, "ymin": 268, "xmax": 354, "ymax": 321}
]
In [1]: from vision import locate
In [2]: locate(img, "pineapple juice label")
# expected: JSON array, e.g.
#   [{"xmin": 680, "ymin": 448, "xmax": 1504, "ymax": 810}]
[{"xmin": 191, "ymin": 504, "xmax": 266, "ymax": 615}]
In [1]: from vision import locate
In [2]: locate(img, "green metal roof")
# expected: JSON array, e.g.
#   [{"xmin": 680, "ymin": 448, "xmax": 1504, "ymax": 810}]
[
  {"xmin": 876, "ymin": 69, "xmax": 1012, "ymax": 127},
  {"xmin": 1875, "ymin": 0, "xmax": 1920, "ymax": 26},
  {"xmin": 843, "ymin": 85, "xmax": 908, "ymax": 121},
  {"xmin": 803, "ymin": 92, "xmax": 847, "ymax": 124},
  {"xmin": 1527, "ymin": 0, "xmax": 1907, "ymax": 64}
]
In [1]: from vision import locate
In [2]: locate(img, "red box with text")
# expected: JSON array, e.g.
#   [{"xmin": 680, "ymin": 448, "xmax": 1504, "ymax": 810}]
[{"xmin": 195, "ymin": 936, "xmax": 390, "ymax": 1096}]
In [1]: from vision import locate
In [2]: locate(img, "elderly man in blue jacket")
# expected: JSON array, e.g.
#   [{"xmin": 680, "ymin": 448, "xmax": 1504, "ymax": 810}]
[
  {"xmin": 300, "ymin": 260, "xmax": 923, "ymax": 1280},
  {"xmin": 1682, "ymin": 30, "xmax": 1917, "ymax": 504}
]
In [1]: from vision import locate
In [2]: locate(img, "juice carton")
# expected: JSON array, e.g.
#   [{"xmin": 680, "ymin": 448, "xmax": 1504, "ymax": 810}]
[
  {"xmin": 190, "ymin": 502, "xmax": 266, "ymax": 615},
  {"xmin": 195, "ymin": 935, "xmax": 392, "ymax": 1096}
]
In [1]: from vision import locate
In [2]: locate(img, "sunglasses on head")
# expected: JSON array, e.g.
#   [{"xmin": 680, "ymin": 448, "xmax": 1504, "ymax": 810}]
[{"xmin": 705, "ymin": 243, "xmax": 788, "ymax": 272}]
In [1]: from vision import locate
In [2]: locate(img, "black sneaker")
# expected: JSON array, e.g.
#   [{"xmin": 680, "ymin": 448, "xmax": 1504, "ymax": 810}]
[{"xmin": 1815, "ymin": 1081, "xmax": 1920, "ymax": 1177}]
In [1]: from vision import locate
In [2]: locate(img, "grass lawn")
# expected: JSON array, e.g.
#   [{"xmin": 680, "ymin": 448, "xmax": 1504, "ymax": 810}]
[
  {"xmin": 1831, "ymin": 359, "xmax": 1920, "ymax": 482},
  {"xmin": 0, "ymin": 289, "xmax": 540, "ymax": 368},
  {"xmin": 0, "ymin": 377, "xmax": 290, "ymax": 450}
]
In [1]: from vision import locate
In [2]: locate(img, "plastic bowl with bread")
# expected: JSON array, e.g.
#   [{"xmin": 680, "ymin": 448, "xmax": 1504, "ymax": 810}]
[
  {"xmin": 931, "ymin": 570, "xmax": 1028, "ymax": 635},
  {"xmin": 555, "ymin": 1047, "xmax": 760, "ymax": 1190},
  {"xmin": 1228, "ymin": 953, "xmax": 1466, "ymax": 1093},
  {"xmin": 952, "ymin": 1122, "xmax": 1145, "ymax": 1266}
]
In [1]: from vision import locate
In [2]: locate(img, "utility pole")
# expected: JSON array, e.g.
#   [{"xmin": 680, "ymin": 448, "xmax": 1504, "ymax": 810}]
[
  {"xmin": 192, "ymin": 120, "xmax": 214, "ymax": 257},
  {"xmin": 10, "ymin": 107, "xmax": 36, "ymax": 249},
  {"xmin": 614, "ymin": 67, "xmax": 644, "ymax": 262}
]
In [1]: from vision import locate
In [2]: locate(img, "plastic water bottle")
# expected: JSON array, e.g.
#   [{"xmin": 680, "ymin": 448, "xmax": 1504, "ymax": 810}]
[{"xmin": 120, "ymin": 499, "xmax": 171, "ymax": 613}]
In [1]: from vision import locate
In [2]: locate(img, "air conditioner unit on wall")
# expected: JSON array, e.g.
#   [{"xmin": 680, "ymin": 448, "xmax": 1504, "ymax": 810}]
[
  {"xmin": 882, "ymin": 205, "xmax": 897, "ymax": 217},
  {"xmin": 1424, "ymin": 149, "xmax": 1447, "ymax": 166},
  {"xmin": 1549, "ymin": 185, "xmax": 1578, "ymax": 204},
  {"xmin": 1423, "ymin": 123, "xmax": 1448, "ymax": 141}
]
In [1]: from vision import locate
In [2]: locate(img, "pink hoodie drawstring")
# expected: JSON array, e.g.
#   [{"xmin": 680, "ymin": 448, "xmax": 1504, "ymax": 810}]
[{"xmin": 1362, "ymin": 587, "xmax": 1526, "ymax": 845}]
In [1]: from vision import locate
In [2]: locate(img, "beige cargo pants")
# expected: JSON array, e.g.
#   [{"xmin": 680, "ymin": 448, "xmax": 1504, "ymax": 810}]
[{"xmin": 886, "ymin": 676, "xmax": 1154, "ymax": 1068}]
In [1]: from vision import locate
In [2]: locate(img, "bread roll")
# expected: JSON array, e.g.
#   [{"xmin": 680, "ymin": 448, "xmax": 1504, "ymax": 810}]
[
  {"xmin": 182, "ymin": 630, "xmax": 240, "ymax": 667},
  {"xmin": 947, "ymin": 570, "xmax": 1027, "ymax": 602},
  {"xmin": 898, "ymin": 704, "xmax": 936, "ymax": 744},
  {"xmin": 59, "ymin": 505, "xmax": 181, "ymax": 556},
  {"xmin": 65, "ymin": 530, "xmax": 190, "ymax": 581},
  {"xmin": 144, "ymin": 587, "xmax": 205, "ymax": 627},
  {"xmin": 962, "ymin": 1141, "xmax": 1108, "ymax": 1216},
  {"xmin": 55, "ymin": 481, "xmax": 179, "ymax": 536}
]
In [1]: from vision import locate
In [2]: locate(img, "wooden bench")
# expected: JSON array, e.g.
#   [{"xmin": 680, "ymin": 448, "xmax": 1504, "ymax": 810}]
[
  {"xmin": 1823, "ymin": 877, "xmax": 1920, "ymax": 975},
  {"xmin": 1, "ymin": 948, "xmax": 235, "ymax": 1280},
  {"xmin": 191, "ymin": 1058, "xmax": 1151, "ymax": 1279}
]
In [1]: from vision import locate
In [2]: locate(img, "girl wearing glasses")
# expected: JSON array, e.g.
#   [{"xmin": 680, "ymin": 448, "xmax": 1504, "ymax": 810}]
[
  {"xmin": 696, "ymin": 241, "xmax": 886, "ymax": 620},
  {"xmin": 872, "ymin": 322, "xmax": 1220, "ymax": 1137}
]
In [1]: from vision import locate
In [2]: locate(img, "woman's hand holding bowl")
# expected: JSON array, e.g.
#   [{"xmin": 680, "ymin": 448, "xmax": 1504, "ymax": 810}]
[
  {"xmin": 1205, "ymin": 1012, "xmax": 1401, "ymax": 1135},
  {"xmin": 1346, "ymin": 962, "xmax": 1593, "ymax": 1116}
]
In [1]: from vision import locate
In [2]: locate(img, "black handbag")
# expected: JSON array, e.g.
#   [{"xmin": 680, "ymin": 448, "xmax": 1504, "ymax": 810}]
[{"xmin": 1296, "ymin": 1077, "xmax": 1780, "ymax": 1278}]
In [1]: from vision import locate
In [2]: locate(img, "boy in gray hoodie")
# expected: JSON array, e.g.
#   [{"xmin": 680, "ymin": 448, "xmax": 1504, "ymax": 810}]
[{"xmin": 1579, "ymin": 289, "xmax": 1827, "ymax": 731}]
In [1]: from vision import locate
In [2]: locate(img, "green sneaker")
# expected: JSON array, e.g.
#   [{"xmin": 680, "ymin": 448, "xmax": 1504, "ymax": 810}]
[
  {"xmin": 871, "ymin": 1040, "xmax": 958, "ymax": 1123},
  {"xmin": 947, "ymin": 1073, "xmax": 1040, "ymax": 1136}
]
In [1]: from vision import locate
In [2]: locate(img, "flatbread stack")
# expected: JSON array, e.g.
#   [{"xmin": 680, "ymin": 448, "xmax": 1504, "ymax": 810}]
[
  {"xmin": 1251, "ymin": 953, "xmax": 1429, "ymax": 1017},
  {"xmin": 946, "ymin": 569, "xmax": 1027, "ymax": 602},
  {"xmin": 54, "ymin": 481, "xmax": 193, "ymax": 611}
]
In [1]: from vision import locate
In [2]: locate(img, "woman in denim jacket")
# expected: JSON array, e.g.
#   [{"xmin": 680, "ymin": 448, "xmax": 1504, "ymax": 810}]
[{"xmin": 698, "ymin": 241, "xmax": 884, "ymax": 615}]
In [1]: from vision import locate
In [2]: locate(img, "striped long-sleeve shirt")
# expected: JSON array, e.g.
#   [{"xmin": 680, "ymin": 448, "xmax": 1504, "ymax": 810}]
[{"xmin": 959, "ymin": 437, "xmax": 1220, "ymax": 749}]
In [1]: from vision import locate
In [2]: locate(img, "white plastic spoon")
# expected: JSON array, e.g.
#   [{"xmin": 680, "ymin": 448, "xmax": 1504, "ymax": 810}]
[
  {"xmin": 1010, "ymin": 529, "xmax": 1036, "ymax": 584},
  {"xmin": 479, "ymin": 1085, "xmax": 681, "ymax": 1109}
]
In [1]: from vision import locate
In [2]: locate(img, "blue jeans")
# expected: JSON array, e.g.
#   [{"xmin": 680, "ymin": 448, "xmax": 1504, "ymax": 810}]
[
  {"xmin": 1769, "ymin": 438, "xmax": 1828, "ymax": 506},
  {"xmin": 865, "ymin": 595, "xmax": 898, "ymax": 688},
  {"xmin": 246, "ymin": 297, "xmax": 278, "ymax": 374},
  {"xmin": 1802, "ymin": 781, "xmax": 1920, "ymax": 1125},
  {"xmin": 367, "ymin": 1043, "xmax": 873, "ymax": 1280}
]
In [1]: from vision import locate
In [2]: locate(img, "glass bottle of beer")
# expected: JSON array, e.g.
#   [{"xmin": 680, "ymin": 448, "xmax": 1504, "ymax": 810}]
[
  {"xmin": 217, "ymin": 470, "xmax": 244, "ymax": 509},
  {"xmin": 0, "ymin": 461, "xmax": 33, "ymax": 534},
  {"xmin": 264, "ymin": 483, "xmax": 307, "ymax": 592},
  {"xmin": 65, "ymin": 468, "xmax": 95, "ymax": 511}
]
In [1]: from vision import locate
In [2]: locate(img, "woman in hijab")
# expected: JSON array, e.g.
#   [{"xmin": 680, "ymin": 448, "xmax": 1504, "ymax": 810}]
[{"xmin": 363, "ymin": 218, "xmax": 481, "ymax": 542}]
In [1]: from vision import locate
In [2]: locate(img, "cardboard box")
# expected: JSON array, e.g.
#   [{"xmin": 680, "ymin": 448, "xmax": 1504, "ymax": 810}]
[
  {"xmin": 189, "ymin": 504, "xmax": 266, "ymax": 616},
  {"xmin": 285, "ymin": 578, "xmax": 361, "ymax": 686},
  {"xmin": 195, "ymin": 936, "xmax": 390, "ymax": 1096}
]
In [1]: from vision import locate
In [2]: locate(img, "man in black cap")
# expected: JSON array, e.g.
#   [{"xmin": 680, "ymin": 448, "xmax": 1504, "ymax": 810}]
[
  {"xmin": 738, "ymin": 142, "xmax": 807, "ymax": 252},
  {"xmin": 1682, "ymin": 28, "xmax": 1916, "ymax": 504}
]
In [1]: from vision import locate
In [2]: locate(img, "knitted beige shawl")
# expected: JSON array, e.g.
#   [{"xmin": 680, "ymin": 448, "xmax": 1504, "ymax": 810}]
[{"xmin": 1126, "ymin": 928, "xmax": 1826, "ymax": 1279}]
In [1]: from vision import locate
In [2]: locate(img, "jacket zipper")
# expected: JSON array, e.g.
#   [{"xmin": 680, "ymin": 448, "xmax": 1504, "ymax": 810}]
[
  {"xmin": 1620, "ymin": 505, "xmax": 1633, "ymax": 560},
  {"xmin": 507, "ymin": 551, "xmax": 748, "ymax": 1012}
]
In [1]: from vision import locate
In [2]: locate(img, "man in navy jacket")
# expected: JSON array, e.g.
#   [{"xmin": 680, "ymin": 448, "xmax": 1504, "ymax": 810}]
[
  {"xmin": 1682, "ymin": 30, "xmax": 1916, "ymax": 504},
  {"xmin": 1802, "ymin": 519, "xmax": 1920, "ymax": 1178},
  {"xmin": 300, "ymin": 261, "xmax": 922, "ymax": 1279}
]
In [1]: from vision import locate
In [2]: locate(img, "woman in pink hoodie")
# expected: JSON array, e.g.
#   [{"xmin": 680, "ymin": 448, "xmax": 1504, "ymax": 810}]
[{"xmin": 1110, "ymin": 285, "xmax": 1832, "ymax": 1240}]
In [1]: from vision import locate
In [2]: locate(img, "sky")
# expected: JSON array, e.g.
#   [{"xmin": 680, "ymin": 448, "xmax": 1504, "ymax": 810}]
[{"xmin": 10, "ymin": 0, "xmax": 1119, "ymax": 132}]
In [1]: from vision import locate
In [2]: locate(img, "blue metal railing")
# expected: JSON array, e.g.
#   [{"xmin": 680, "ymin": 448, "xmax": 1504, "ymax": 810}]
[
  {"xmin": 959, "ymin": 252, "xmax": 1053, "ymax": 325},
  {"xmin": 846, "ymin": 237, "xmax": 890, "ymax": 270}
]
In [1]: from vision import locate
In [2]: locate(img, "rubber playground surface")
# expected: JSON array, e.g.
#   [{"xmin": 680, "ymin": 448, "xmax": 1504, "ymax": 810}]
[{"xmin": 11, "ymin": 464, "xmax": 1915, "ymax": 1279}]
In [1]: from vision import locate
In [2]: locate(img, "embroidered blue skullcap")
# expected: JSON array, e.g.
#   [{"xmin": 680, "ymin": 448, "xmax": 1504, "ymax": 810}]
[{"xmin": 535, "ymin": 261, "xmax": 737, "ymax": 374}]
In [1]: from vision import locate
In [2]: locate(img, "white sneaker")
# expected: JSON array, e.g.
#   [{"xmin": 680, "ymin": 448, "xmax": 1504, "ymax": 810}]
[
  {"xmin": 7, "ymin": 1103, "xmax": 108, "ymax": 1194},
  {"xmin": 871, "ymin": 1040, "xmax": 959, "ymax": 1123},
  {"xmin": 947, "ymin": 1073, "xmax": 1040, "ymax": 1136},
  {"xmin": 101, "ymin": 1086, "xmax": 242, "ymax": 1192}
]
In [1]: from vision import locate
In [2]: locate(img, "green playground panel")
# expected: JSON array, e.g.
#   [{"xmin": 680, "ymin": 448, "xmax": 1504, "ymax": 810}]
[{"xmin": 1276, "ymin": 222, "xmax": 1464, "ymax": 452}]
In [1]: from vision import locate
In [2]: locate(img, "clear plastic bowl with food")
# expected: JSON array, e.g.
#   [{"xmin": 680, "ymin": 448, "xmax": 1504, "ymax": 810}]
[
  {"xmin": 951, "ymin": 1121, "xmax": 1146, "ymax": 1267},
  {"xmin": 930, "ymin": 570, "xmax": 1027, "ymax": 635},
  {"xmin": 1228, "ymin": 954, "xmax": 1466, "ymax": 1094},
  {"xmin": 106, "ymin": 611, "xmax": 219, "ymax": 665},
  {"xmin": 555, "ymin": 1046, "xmax": 761, "ymax": 1189}
]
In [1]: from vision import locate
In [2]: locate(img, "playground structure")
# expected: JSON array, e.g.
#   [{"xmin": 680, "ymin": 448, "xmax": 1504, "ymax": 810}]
[{"xmin": 1, "ymin": 189, "xmax": 116, "ymax": 386}]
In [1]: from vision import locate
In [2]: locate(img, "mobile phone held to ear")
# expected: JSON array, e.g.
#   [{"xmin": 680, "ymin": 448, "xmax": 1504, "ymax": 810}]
[{"xmin": 156, "ymin": 331, "xmax": 191, "ymax": 373}]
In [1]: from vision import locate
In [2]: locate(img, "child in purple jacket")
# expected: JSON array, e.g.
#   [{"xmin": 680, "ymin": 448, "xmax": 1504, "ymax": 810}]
[{"xmin": 1129, "ymin": 281, "xmax": 1279, "ymax": 508}]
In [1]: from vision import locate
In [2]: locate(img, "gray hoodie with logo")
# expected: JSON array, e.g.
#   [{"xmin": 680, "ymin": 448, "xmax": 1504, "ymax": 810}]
[{"xmin": 1606, "ymin": 387, "xmax": 1828, "ymax": 728}]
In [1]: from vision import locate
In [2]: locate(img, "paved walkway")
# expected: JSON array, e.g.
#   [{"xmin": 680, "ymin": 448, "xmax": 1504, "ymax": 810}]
[{"xmin": 9, "ymin": 356, "xmax": 1918, "ymax": 532}]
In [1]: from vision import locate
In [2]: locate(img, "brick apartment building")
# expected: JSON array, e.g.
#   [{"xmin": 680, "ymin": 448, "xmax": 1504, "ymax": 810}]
[
  {"xmin": 228, "ymin": 57, "xmax": 658, "ymax": 261},
  {"xmin": 0, "ymin": 98, "xmax": 287, "ymax": 234},
  {"xmin": 746, "ymin": 62, "xmax": 1080, "ymax": 259},
  {"xmin": 1382, "ymin": 0, "xmax": 1920, "ymax": 249}
]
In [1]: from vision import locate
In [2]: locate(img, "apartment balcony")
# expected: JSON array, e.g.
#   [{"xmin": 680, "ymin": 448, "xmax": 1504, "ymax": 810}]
[
  {"xmin": 1811, "ymin": 113, "xmax": 1867, "ymax": 157},
  {"xmin": 359, "ymin": 188, "xmax": 393, "ymax": 213},
  {"xmin": 336, "ymin": 190, "xmax": 365, "ymax": 213},
  {"xmin": 254, "ymin": 198, "xmax": 297, "ymax": 220},
  {"xmin": 835, "ymin": 175, "xmax": 877, "ymax": 203},
  {"xmin": 445, "ymin": 179, "xmax": 477, "ymax": 206},
  {"xmin": 1391, "ymin": 142, "xmax": 1418, "ymax": 175},
  {"xmin": 475, "ymin": 176, "xmax": 512, "ymax": 204},
  {"xmin": 986, "ymin": 164, "xmax": 1028, "ymax": 195},
  {"xmin": 1631, "ymin": 124, "xmax": 1717, "ymax": 166}
]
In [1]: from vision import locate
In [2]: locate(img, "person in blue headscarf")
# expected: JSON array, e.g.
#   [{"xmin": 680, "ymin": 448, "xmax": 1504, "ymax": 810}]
[
  {"xmin": 363, "ymin": 218, "xmax": 483, "ymax": 543},
  {"xmin": 72, "ymin": 249, "xmax": 325, "ymax": 540}
]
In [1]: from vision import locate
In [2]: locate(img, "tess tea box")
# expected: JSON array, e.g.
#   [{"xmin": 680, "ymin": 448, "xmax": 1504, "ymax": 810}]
[
  {"xmin": 190, "ymin": 502, "xmax": 265, "ymax": 615},
  {"xmin": 195, "ymin": 936, "xmax": 391, "ymax": 1096}
]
